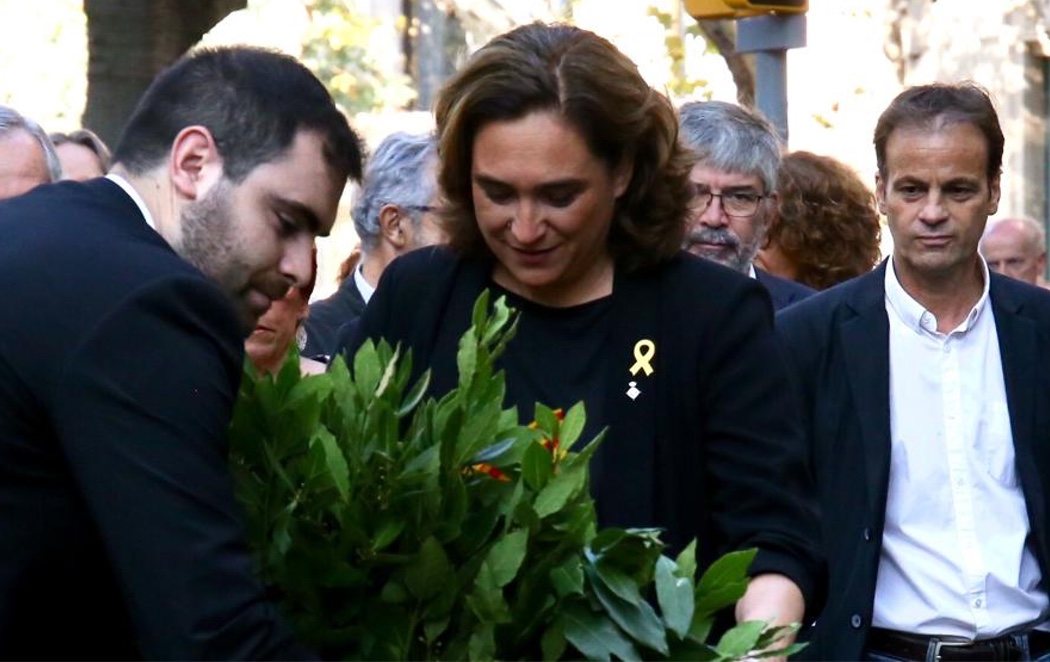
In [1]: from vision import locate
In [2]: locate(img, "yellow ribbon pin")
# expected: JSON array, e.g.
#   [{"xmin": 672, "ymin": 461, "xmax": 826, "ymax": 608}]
[{"xmin": 629, "ymin": 339, "xmax": 656, "ymax": 376}]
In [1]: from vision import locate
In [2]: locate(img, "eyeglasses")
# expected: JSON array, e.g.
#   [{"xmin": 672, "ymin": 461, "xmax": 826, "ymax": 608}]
[
  {"xmin": 690, "ymin": 186, "xmax": 768, "ymax": 218},
  {"xmin": 404, "ymin": 204, "xmax": 438, "ymax": 214}
]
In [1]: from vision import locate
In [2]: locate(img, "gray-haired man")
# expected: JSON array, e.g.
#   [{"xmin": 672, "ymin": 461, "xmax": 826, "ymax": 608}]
[
  {"xmin": 0, "ymin": 105, "xmax": 61, "ymax": 200},
  {"xmin": 303, "ymin": 131, "xmax": 444, "ymax": 359},
  {"xmin": 678, "ymin": 100, "xmax": 813, "ymax": 310}
]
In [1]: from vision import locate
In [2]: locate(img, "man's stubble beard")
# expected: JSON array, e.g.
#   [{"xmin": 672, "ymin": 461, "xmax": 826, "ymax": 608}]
[{"xmin": 176, "ymin": 179, "xmax": 255, "ymax": 329}]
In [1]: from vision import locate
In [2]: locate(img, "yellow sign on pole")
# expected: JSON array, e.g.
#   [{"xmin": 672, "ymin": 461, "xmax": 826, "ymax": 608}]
[
  {"xmin": 724, "ymin": 0, "xmax": 808, "ymax": 13},
  {"xmin": 683, "ymin": 0, "xmax": 756, "ymax": 20}
]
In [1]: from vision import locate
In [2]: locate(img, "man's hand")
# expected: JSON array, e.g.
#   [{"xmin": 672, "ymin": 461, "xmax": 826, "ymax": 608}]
[{"xmin": 735, "ymin": 573, "xmax": 804, "ymax": 660}]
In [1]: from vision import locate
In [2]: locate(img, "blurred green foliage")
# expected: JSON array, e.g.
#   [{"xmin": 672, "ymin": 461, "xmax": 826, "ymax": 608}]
[{"xmin": 302, "ymin": 0, "xmax": 416, "ymax": 113}]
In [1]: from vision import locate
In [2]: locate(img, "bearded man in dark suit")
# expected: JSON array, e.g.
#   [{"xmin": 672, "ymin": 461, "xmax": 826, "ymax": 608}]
[
  {"xmin": 678, "ymin": 100, "xmax": 814, "ymax": 311},
  {"xmin": 779, "ymin": 83, "xmax": 1050, "ymax": 661},
  {"xmin": 0, "ymin": 46, "xmax": 363, "ymax": 658}
]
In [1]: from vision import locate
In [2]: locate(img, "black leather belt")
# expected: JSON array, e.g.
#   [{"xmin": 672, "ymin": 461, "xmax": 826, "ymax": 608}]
[{"xmin": 867, "ymin": 627, "xmax": 1050, "ymax": 661}]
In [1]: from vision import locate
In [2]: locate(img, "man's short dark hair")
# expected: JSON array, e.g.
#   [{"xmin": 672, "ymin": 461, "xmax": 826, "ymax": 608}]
[
  {"xmin": 874, "ymin": 82, "xmax": 1003, "ymax": 181},
  {"xmin": 113, "ymin": 46, "xmax": 363, "ymax": 184}
]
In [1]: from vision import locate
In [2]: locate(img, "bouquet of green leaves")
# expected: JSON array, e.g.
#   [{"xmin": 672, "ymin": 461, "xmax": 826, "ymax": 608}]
[{"xmin": 229, "ymin": 292, "xmax": 801, "ymax": 660}]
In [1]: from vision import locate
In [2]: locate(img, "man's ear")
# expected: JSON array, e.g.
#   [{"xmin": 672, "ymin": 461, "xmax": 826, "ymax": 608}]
[
  {"xmin": 987, "ymin": 174, "xmax": 1002, "ymax": 216},
  {"xmin": 378, "ymin": 203, "xmax": 409, "ymax": 249},
  {"xmin": 875, "ymin": 172, "xmax": 888, "ymax": 215},
  {"xmin": 762, "ymin": 204, "xmax": 780, "ymax": 250},
  {"xmin": 169, "ymin": 126, "xmax": 224, "ymax": 201}
]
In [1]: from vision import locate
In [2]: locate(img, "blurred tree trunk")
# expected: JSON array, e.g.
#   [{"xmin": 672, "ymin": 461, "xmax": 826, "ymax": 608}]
[
  {"xmin": 695, "ymin": 19, "xmax": 755, "ymax": 107},
  {"xmin": 404, "ymin": 0, "xmax": 465, "ymax": 111},
  {"xmin": 83, "ymin": 0, "xmax": 246, "ymax": 147}
]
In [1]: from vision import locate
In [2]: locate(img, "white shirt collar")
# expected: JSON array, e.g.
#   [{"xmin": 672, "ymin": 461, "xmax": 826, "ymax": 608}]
[
  {"xmin": 884, "ymin": 255, "xmax": 991, "ymax": 335},
  {"xmin": 105, "ymin": 173, "xmax": 157, "ymax": 231},
  {"xmin": 354, "ymin": 263, "xmax": 376, "ymax": 304},
  {"xmin": 748, "ymin": 263, "xmax": 757, "ymax": 279}
]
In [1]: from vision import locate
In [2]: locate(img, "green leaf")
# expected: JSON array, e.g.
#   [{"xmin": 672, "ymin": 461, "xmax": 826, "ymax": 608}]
[
  {"xmin": 481, "ymin": 296, "xmax": 513, "ymax": 346},
  {"xmin": 312, "ymin": 427, "xmax": 349, "ymax": 500},
  {"xmin": 468, "ymin": 623, "xmax": 496, "ymax": 661},
  {"xmin": 561, "ymin": 602, "xmax": 640, "ymax": 662},
  {"xmin": 754, "ymin": 622, "xmax": 800, "ymax": 650},
  {"xmin": 352, "ymin": 339, "xmax": 382, "ymax": 395},
  {"xmin": 694, "ymin": 549, "xmax": 756, "ymax": 621},
  {"xmin": 594, "ymin": 528, "xmax": 664, "ymax": 586},
  {"xmin": 550, "ymin": 561, "xmax": 585, "ymax": 598},
  {"xmin": 404, "ymin": 536, "xmax": 452, "ymax": 600},
  {"xmin": 675, "ymin": 539, "xmax": 699, "ymax": 582},
  {"xmin": 541, "ymin": 619, "xmax": 568, "ymax": 661},
  {"xmin": 467, "ymin": 561, "xmax": 511, "ymax": 623},
  {"xmin": 372, "ymin": 518, "xmax": 404, "ymax": 552},
  {"xmin": 688, "ymin": 616, "xmax": 713, "ymax": 644},
  {"xmin": 400, "ymin": 444, "xmax": 439, "ymax": 479},
  {"xmin": 379, "ymin": 580, "xmax": 409, "ymax": 604},
  {"xmin": 534, "ymin": 462, "xmax": 587, "ymax": 518},
  {"xmin": 559, "ymin": 401, "xmax": 586, "ymax": 449},
  {"xmin": 423, "ymin": 616, "xmax": 450, "ymax": 644},
  {"xmin": 471, "ymin": 289, "xmax": 491, "ymax": 332},
  {"xmin": 715, "ymin": 619, "xmax": 766, "ymax": 660},
  {"xmin": 591, "ymin": 528, "xmax": 627, "ymax": 554},
  {"xmin": 535, "ymin": 402, "xmax": 558, "ymax": 432},
  {"xmin": 483, "ymin": 528, "xmax": 529, "ymax": 587},
  {"xmin": 522, "ymin": 438, "xmax": 554, "ymax": 490},
  {"xmin": 456, "ymin": 328, "xmax": 479, "ymax": 388},
  {"xmin": 655, "ymin": 555, "xmax": 694, "ymax": 638},
  {"xmin": 594, "ymin": 562, "xmax": 643, "ymax": 604},
  {"xmin": 752, "ymin": 641, "xmax": 807, "ymax": 658},
  {"xmin": 586, "ymin": 565, "xmax": 668, "ymax": 655},
  {"xmin": 396, "ymin": 369, "xmax": 430, "ymax": 418}
]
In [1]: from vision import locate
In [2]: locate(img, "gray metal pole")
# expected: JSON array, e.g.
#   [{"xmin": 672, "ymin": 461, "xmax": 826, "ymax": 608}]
[
  {"xmin": 736, "ymin": 13, "xmax": 806, "ymax": 147},
  {"xmin": 754, "ymin": 50, "xmax": 789, "ymax": 143}
]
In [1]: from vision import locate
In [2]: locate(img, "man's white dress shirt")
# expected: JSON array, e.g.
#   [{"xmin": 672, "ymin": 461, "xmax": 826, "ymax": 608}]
[
  {"xmin": 874, "ymin": 257, "xmax": 1048, "ymax": 637},
  {"xmin": 105, "ymin": 173, "xmax": 157, "ymax": 232}
]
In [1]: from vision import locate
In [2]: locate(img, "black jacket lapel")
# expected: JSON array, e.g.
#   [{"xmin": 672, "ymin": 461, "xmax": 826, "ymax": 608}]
[
  {"xmin": 839, "ymin": 265, "xmax": 892, "ymax": 517},
  {"xmin": 991, "ymin": 277, "xmax": 1045, "ymax": 549},
  {"xmin": 597, "ymin": 266, "xmax": 662, "ymax": 529}
]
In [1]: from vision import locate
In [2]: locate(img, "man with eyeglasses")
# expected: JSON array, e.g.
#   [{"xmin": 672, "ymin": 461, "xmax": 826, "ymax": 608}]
[
  {"xmin": 302, "ymin": 131, "xmax": 444, "ymax": 360},
  {"xmin": 678, "ymin": 100, "xmax": 813, "ymax": 310}
]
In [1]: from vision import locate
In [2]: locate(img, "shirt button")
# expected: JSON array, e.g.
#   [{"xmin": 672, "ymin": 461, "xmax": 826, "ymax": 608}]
[
  {"xmin": 863, "ymin": 528, "xmax": 872, "ymax": 541},
  {"xmin": 851, "ymin": 614, "xmax": 863, "ymax": 629},
  {"xmin": 974, "ymin": 598, "xmax": 983, "ymax": 608}
]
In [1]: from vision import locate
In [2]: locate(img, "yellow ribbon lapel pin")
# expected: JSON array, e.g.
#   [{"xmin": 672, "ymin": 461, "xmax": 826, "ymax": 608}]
[{"xmin": 627, "ymin": 339, "xmax": 655, "ymax": 400}]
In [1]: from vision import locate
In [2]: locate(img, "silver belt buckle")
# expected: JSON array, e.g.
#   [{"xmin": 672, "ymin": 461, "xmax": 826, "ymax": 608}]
[{"xmin": 931, "ymin": 636, "xmax": 972, "ymax": 662}]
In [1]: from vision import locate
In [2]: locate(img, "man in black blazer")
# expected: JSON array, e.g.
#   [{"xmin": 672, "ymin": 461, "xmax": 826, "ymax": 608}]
[
  {"xmin": 678, "ymin": 100, "xmax": 814, "ymax": 310},
  {"xmin": 0, "ymin": 47, "xmax": 363, "ymax": 658},
  {"xmin": 779, "ymin": 83, "xmax": 1050, "ymax": 660}
]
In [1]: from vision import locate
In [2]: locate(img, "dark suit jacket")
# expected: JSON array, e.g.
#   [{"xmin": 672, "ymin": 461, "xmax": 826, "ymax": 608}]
[
  {"xmin": 303, "ymin": 274, "xmax": 367, "ymax": 360},
  {"xmin": 0, "ymin": 179, "xmax": 305, "ymax": 658},
  {"xmin": 755, "ymin": 267, "xmax": 814, "ymax": 311},
  {"xmin": 776, "ymin": 261, "xmax": 1050, "ymax": 660},
  {"xmin": 341, "ymin": 246, "xmax": 822, "ymax": 605}
]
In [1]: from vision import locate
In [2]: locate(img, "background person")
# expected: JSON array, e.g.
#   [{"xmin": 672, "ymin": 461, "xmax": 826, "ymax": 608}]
[
  {"xmin": 303, "ymin": 131, "xmax": 442, "ymax": 360},
  {"xmin": 342, "ymin": 22, "xmax": 820, "ymax": 643},
  {"xmin": 247, "ymin": 250, "xmax": 319, "ymax": 375},
  {"xmin": 50, "ymin": 128, "xmax": 111, "ymax": 180},
  {"xmin": 979, "ymin": 216, "xmax": 1047, "ymax": 286},
  {"xmin": 0, "ymin": 104, "xmax": 61, "ymax": 199},
  {"xmin": 677, "ymin": 100, "xmax": 813, "ymax": 310},
  {"xmin": 0, "ymin": 46, "xmax": 363, "ymax": 658},
  {"xmin": 756, "ymin": 150, "xmax": 882, "ymax": 290},
  {"xmin": 778, "ymin": 82, "xmax": 1050, "ymax": 661}
]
